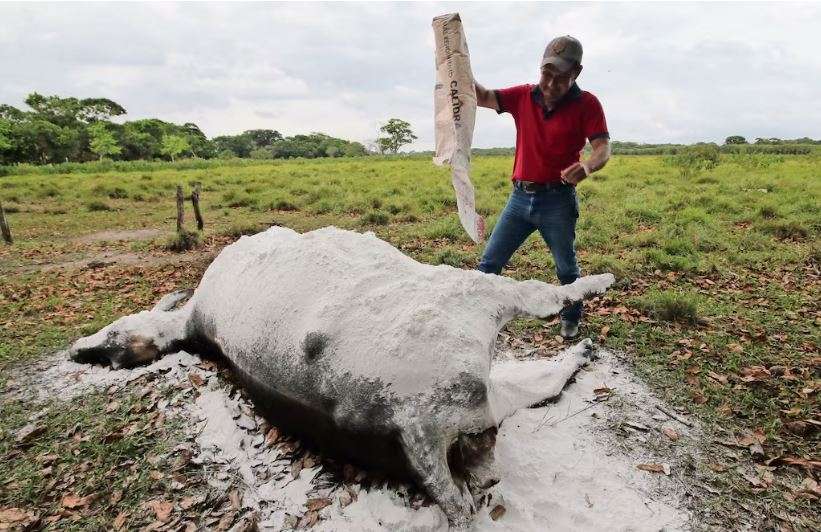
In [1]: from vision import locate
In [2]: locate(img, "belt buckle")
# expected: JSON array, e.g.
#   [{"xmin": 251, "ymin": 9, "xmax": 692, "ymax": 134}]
[{"xmin": 523, "ymin": 181, "xmax": 537, "ymax": 194}]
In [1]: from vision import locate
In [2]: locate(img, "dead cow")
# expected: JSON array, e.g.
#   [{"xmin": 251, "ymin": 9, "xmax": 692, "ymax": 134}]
[{"xmin": 68, "ymin": 226, "xmax": 614, "ymax": 527}]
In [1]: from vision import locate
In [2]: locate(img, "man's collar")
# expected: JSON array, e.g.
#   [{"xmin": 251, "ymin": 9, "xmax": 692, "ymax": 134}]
[{"xmin": 531, "ymin": 82, "xmax": 582, "ymax": 118}]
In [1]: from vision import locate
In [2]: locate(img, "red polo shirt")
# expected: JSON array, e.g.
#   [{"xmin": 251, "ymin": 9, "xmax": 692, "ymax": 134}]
[{"xmin": 495, "ymin": 83, "xmax": 609, "ymax": 184}]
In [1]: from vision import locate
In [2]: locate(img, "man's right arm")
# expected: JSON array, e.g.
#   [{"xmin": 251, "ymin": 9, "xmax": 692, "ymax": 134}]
[{"xmin": 474, "ymin": 80, "xmax": 500, "ymax": 111}]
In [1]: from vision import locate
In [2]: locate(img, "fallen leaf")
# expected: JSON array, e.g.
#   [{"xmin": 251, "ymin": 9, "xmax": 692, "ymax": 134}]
[
  {"xmin": 738, "ymin": 366, "xmax": 770, "ymax": 383},
  {"xmin": 109, "ymin": 490, "xmax": 123, "ymax": 505},
  {"xmin": 297, "ymin": 510, "xmax": 318, "ymax": 528},
  {"xmin": 105, "ymin": 400, "xmax": 120, "ymax": 413},
  {"xmin": 230, "ymin": 512, "xmax": 259, "ymax": 532},
  {"xmin": 706, "ymin": 371, "xmax": 728, "ymax": 385},
  {"xmin": 61, "ymin": 493, "xmax": 95, "ymax": 509},
  {"xmin": 15, "ymin": 423, "xmax": 45, "ymax": 445},
  {"xmin": 306, "ymin": 498, "xmax": 331, "ymax": 512},
  {"xmin": 707, "ymin": 462, "xmax": 727, "ymax": 473},
  {"xmin": 216, "ymin": 510, "xmax": 236, "ymax": 531},
  {"xmin": 637, "ymin": 463, "xmax": 670, "ymax": 475},
  {"xmin": 291, "ymin": 460, "xmax": 303, "ymax": 479},
  {"xmin": 338, "ymin": 490, "xmax": 353, "ymax": 508},
  {"xmin": 264, "ymin": 427, "xmax": 281, "ymax": 447},
  {"xmin": 0, "ymin": 508, "xmax": 37, "ymax": 527},
  {"xmin": 112, "ymin": 512, "xmax": 128, "ymax": 530},
  {"xmin": 737, "ymin": 428, "xmax": 766, "ymax": 447},
  {"xmin": 795, "ymin": 477, "xmax": 820, "ymax": 500},
  {"xmin": 783, "ymin": 421, "xmax": 815, "ymax": 437},
  {"xmin": 766, "ymin": 456, "xmax": 821, "ymax": 472},
  {"xmin": 188, "ymin": 372, "xmax": 205, "ymax": 387},
  {"xmin": 229, "ymin": 490, "xmax": 242, "ymax": 511},
  {"xmin": 490, "ymin": 504, "xmax": 506, "ymax": 521},
  {"xmin": 691, "ymin": 390, "xmax": 707, "ymax": 405},
  {"xmin": 147, "ymin": 500, "xmax": 173, "ymax": 522},
  {"xmin": 662, "ymin": 427, "xmax": 679, "ymax": 441}
]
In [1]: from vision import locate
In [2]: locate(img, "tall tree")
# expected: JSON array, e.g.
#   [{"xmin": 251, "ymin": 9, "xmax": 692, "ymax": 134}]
[
  {"xmin": 212, "ymin": 134, "xmax": 255, "ymax": 158},
  {"xmin": 377, "ymin": 118, "xmax": 417, "ymax": 154},
  {"xmin": 161, "ymin": 134, "xmax": 190, "ymax": 162},
  {"xmin": 244, "ymin": 129, "xmax": 283, "ymax": 148},
  {"xmin": 88, "ymin": 122, "xmax": 121, "ymax": 160}
]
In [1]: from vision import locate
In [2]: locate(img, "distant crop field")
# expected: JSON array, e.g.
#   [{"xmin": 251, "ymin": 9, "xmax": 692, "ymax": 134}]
[{"xmin": 1, "ymin": 153, "xmax": 819, "ymax": 524}]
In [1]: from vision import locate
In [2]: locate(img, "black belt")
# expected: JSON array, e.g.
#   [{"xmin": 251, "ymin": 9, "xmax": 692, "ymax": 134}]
[{"xmin": 513, "ymin": 180, "xmax": 570, "ymax": 194}]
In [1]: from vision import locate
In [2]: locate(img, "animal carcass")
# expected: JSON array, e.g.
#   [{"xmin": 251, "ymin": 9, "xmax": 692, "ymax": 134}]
[{"xmin": 68, "ymin": 226, "xmax": 614, "ymax": 527}]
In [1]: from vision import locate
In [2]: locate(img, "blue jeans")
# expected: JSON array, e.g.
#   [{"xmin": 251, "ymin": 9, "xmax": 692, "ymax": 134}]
[{"xmin": 478, "ymin": 185, "xmax": 582, "ymax": 324}]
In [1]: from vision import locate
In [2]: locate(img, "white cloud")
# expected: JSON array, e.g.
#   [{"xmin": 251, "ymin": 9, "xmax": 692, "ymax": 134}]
[{"xmin": 0, "ymin": 1, "xmax": 819, "ymax": 149}]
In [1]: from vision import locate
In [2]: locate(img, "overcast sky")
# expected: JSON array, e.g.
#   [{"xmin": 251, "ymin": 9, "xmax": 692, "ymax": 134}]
[{"xmin": 2, "ymin": 2, "xmax": 820, "ymax": 150}]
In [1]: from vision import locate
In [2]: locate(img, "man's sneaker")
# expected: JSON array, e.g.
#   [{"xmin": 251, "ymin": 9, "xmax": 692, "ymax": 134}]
[{"xmin": 560, "ymin": 320, "xmax": 580, "ymax": 339}]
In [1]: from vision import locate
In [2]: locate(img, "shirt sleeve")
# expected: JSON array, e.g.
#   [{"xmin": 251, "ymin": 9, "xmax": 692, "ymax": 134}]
[
  {"xmin": 581, "ymin": 93, "xmax": 609, "ymax": 141},
  {"xmin": 494, "ymin": 85, "xmax": 530, "ymax": 118}
]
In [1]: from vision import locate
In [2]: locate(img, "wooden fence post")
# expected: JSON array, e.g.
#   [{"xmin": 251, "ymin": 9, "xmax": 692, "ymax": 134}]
[
  {"xmin": 0, "ymin": 201, "xmax": 12, "ymax": 244},
  {"xmin": 176, "ymin": 185, "xmax": 185, "ymax": 232},
  {"xmin": 191, "ymin": 182, "xmax": 204, "ymax": 230}
]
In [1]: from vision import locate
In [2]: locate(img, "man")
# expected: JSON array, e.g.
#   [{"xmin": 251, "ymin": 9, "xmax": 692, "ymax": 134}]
[{"xmin": 474, "ymin": 35, "xmax": 611, "ymax": 339}]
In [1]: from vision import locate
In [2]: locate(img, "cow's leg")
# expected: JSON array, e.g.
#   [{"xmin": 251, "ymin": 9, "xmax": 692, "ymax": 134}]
[
  {"xmin": 400, "ymin": 425, "xmax": 474, "ymax": 528},
  {"xmin": 489, "ymin": 338, "xmax": 594, "ymax": 423}
]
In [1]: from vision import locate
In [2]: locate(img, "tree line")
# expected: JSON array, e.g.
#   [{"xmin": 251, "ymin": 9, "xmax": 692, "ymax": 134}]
[{"xmin": 0, "ymin": 93, "xmax": 389, "ymax": 165}]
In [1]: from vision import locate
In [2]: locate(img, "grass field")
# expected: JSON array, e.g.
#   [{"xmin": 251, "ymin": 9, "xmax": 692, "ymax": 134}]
[{"xmin": 1, "ymin": 153, "xmax": 819, "ymax": 528}]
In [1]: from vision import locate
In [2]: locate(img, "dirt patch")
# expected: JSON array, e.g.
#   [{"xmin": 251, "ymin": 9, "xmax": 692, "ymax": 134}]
[
  {"xmin": 4, "ymin": 249, "xmax": 216, "ymax": 275},
  {"xmin": 74, "ymin": 228, "xmax": 163, "ymax": 243}
]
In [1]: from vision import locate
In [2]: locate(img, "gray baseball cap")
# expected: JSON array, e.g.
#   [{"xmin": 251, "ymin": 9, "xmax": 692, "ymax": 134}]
[{"xmin": 541, "ymin": 36, "xmax": 583, "ymax": 73}]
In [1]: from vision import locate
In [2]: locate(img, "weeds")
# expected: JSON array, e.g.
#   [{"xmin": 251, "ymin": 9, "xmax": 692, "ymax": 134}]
[
  {"xmin": 361, "ymin": 210, "xmax": 389, "ymax": 226},
  {"xmin": 164, "ymin": 229, "xmax": 201, "ymax": 251},
  {"xmin": 86, "ymin": 200, "xmax": 113, "ymax": 212},
  {"xmin": 632, "ymin": 289, "xmax": 702, "ymax": 324}
]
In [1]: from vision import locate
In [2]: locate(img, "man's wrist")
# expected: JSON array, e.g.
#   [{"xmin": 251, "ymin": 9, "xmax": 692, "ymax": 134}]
[{"xmin": 580, "ymin": 161, "xmax": 591, "ymax": 176}]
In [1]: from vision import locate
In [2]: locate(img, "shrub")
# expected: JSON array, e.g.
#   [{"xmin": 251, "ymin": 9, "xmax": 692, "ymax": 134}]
[{"xmin": 666, "ymin": 144, "xmax": 720, "ymax": 177}]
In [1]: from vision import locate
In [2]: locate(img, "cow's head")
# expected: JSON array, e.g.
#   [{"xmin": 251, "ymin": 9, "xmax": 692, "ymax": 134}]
[{"xmin": 68, "ymin": 289, "xmax": 192, "ymax": 369}]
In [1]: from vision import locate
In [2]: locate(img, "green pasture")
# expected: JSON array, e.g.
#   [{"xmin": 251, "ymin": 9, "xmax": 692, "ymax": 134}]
[{"xmin": 0, "ymin": 153, "xmax": 819, "ymax": 527}]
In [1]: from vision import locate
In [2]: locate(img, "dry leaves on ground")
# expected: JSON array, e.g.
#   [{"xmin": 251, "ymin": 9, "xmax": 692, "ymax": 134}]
[
  {"xmin": 0, "ymin": 508, "xmax": 39, "ymax": 529},
  {"xmin": 146, "ymin": 499, "xmax": 173, "ymax": 522},
  {"xmin": 61, "ymin": 493, "xmax": 96, "ymax": 509},
  {"xmin": 636, "ymin": 463, "xmax": 671, "ymax": 475}
]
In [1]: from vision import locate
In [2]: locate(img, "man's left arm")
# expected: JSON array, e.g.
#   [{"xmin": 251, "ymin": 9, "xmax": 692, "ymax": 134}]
[{"xmin": 561, "ymin": 137, "xmax": 611, "ymax": 185}]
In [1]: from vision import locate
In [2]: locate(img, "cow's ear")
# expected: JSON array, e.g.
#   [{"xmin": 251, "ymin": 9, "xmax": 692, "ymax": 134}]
[{"xmin": 151, "ymin": 289, "xmax": 194, "ymax": 312}]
